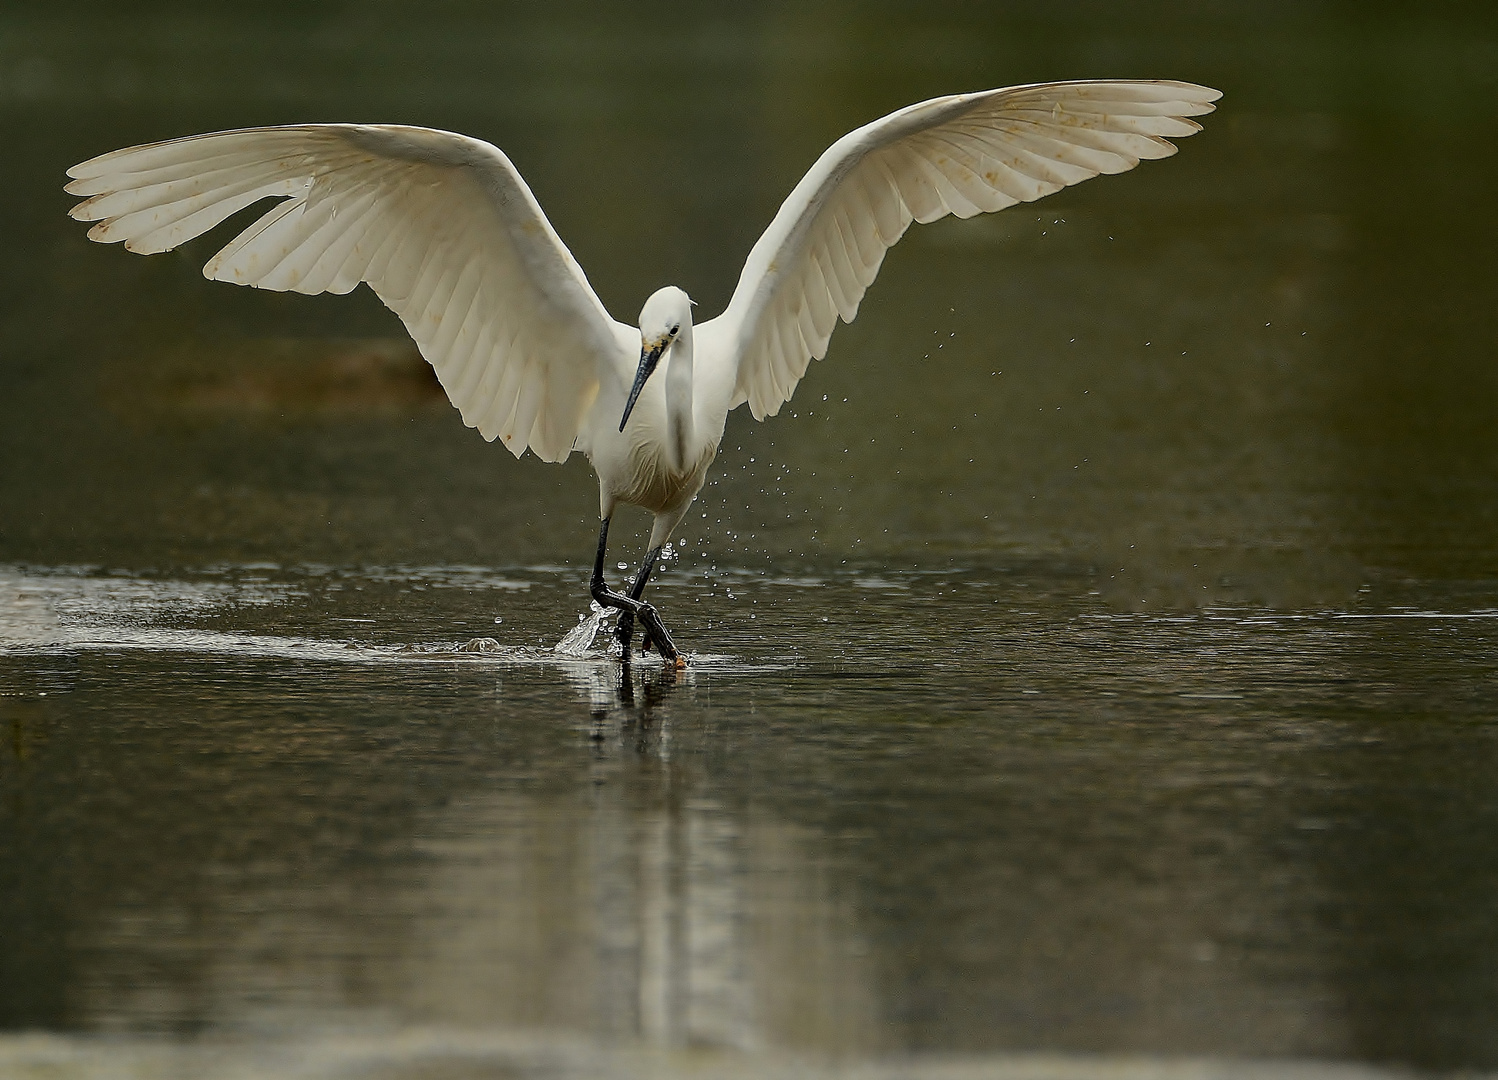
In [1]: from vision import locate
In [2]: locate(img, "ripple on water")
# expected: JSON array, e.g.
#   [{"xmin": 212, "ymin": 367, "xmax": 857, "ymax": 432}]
[{"xmin": 0, "ymin": 565, "xmax": 751, "ymax": 671}]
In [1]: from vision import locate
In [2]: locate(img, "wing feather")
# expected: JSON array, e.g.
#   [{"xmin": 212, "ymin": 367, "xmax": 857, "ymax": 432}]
[
  {"xmin": 774, "ymin": 317, "xmax": 803, "ymax": 398},
  {"xmin": 860, "ymin": 169, "xmax": 908, "ymax": 244},
  {"xmin": 465, "ymin": 322, "xmax": 505, "ymax": 430},
  {"xmin": 202, "ymin": 198, "xmax": 307, "ymax": 282},
  {"xmin": 72, "ymin": 159, "xmax": 297, "ymax": 223},
  {"xmin": 802, "ymin": 253, "xmax": 837, "ymax": 338},
  {"xmin": 67, "ymin": 124, "xmax": 624, "ymax": 462},
  {"xmin": 432, "ymin": 253, "xmax": 488, "ymax": 364},
  {"xmin": 825, "ymin": 214, "xmax": 863, "ymax": 318},
  {"xmin": 65, "ymin": 148, "xmax": 294, "ymax": 196},
  {"xmin": 379, "ymin": 190, "xmax": 445, "ymax": 303},
  {"xmin": 327, "ymin": 204, "xmax": 400, "ymax": 294},
  {"xmin": 891, "ymin": 147, "xmax": 951, "ymax": 222},
  {"xmin": 447, "ymin": 290, "xmax": 501, "ymax": 408},
  {"xmin": 709, "ymin": 79, "xmax": 1219, "ymax": 419},
  {"xmin": 504, "ymin": 359, "xmax": 545, "ymax": 451},
  {"xmin": 834, "ymin": 202, "xmax": 879, "ymax": 286},
  {"xmin": 486, "ymin": 333, "xmax": 530, "ymax": 437},
  {"xmin": 296, "ymin": 186, "xmax": 389, "ymax": 295},
  {"xmin": 255, "ymin": 184, "xmax": 366, "ymax": 292}
]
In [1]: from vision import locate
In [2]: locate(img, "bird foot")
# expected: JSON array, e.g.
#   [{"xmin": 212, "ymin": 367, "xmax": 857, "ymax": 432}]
[
  {"xmin": 612, "ymin": 604, "xmax": 677, "ymax": 664},
  {"xmin": 634, "ymin": 602, "xmax": 679, "ymax": 663}
]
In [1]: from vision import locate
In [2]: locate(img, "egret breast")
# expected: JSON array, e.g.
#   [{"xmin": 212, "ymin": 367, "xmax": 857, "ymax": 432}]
[{"xmin": 614, "ymin": 437, "xmax": 716, "ymax": 516}]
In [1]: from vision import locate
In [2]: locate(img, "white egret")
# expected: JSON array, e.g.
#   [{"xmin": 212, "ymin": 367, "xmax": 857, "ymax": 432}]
[{"xmin": 66, "ymin": 79, "xmax": 1219, "ymax": 664}]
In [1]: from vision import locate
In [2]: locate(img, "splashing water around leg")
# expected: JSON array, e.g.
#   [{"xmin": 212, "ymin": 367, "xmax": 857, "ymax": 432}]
[{"xmin": 553, "ymin": 601, "xmax": 619, "ymax": 657}]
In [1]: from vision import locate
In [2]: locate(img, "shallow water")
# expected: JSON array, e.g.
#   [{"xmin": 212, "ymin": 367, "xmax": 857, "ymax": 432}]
[
  {"xmin": 4, "ymin": 2, "xmax": 1498, "ymax": 1077},
  {"xmin": 5, "ymin": 563, "xmax": 1498, "ymax": 1076}
]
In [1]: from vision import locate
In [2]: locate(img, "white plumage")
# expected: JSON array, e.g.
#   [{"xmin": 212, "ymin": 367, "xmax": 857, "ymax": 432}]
[{"xmin": 67, "ymin": 79, "xmax": 1220, "ymax": 663}]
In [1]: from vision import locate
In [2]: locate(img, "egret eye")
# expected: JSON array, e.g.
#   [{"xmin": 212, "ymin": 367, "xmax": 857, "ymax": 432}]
[{"xmin": 670, "ymin": 324, "xmax": 680, "ymax": 336}]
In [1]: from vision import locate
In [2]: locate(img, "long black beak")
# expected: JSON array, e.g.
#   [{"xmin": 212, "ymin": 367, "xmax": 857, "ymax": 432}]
[{"xmin": 619, "ymin": 341, "xmax": 666, "ymax": 432}]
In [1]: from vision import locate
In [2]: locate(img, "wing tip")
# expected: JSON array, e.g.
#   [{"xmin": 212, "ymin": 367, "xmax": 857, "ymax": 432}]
[
  {"xmin": 477, "ymin": 423, "xmax": 543, "ymax": 462},
  {"xmin": 66, "ymin": 148, "xmax": 138, "ymax": 181},
  {"xmin": 1019, "ymin": 79, "xmax": 1222, "ymax": 116},
  {"xmin": 1163, "ymin": 81, "xmax": 1222, "ymax": 113},
  {"xmin": 473, "ymin": 417, "xmax": 524, "ymax": 459},
  {"xmin": 750, "ymin": 393, "xmax": 784, "ymax": 421},
  {"xmin": 475, "ymin": 412, "xmax": 573, "ymax": 463}
]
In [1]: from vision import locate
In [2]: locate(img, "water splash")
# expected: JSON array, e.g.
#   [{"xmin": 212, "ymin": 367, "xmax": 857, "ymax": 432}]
[
  {"xmin": 456, "ymin": 637, "xmax": 502, "ymax": 653},
  {"xmin": 553, "ymin": 601, "xmax": 617, "ymax": 656}
]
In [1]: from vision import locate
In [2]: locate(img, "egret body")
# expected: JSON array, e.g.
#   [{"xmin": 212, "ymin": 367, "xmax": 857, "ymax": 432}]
[{"xmin": 66, "ymin": 80, "xmax": 1220, "ymax": 663}]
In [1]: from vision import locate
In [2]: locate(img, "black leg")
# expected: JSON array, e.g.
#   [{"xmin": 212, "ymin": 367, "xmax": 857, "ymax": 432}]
[
  {"xmin": 589, "ymin": 519, "xmax": 679, "ymax": 662},
  {"xmin": 614, "ymin": 545, "xmax": 663, "ymax": 653}
]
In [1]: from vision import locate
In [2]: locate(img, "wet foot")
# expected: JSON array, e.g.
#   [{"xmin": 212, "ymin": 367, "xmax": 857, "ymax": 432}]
[{"xmin": 613, "ymin": 607, "xmax": 674, "ymax": 663}]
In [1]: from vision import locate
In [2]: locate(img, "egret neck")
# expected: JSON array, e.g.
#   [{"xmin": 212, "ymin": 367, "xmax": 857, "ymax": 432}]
[{"xmin": 662, "ymin": 316, "xmax": 695, "ymax": 473}]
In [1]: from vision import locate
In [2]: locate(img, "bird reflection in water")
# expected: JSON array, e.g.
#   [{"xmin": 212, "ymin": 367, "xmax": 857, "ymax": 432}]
[{"xmin": 563, "ymin": 650, "xmax": 683, "ymax": 747}]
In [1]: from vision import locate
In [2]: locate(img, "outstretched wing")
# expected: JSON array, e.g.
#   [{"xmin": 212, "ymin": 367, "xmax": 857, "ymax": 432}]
[
  {"xmin": 709, "ymin": 80, "xmax": 1221, "ymax": 420},
  {"xmin": 67, "ymin": 124, "xmax": 627, "ymax": 461}
]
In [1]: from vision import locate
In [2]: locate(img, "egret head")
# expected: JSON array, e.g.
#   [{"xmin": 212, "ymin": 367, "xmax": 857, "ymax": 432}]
[{"xmin": 621, "ymin": 286, "xmax": 694, "ymax": 431}]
